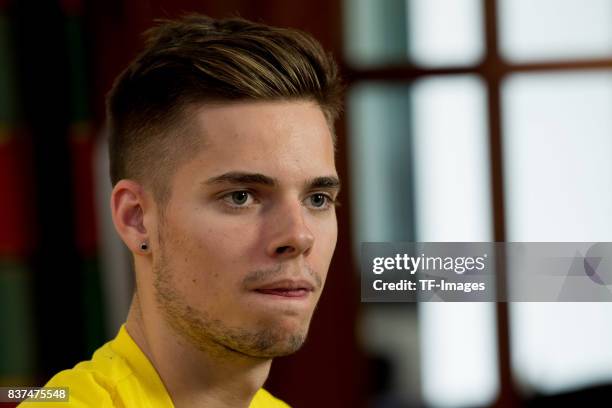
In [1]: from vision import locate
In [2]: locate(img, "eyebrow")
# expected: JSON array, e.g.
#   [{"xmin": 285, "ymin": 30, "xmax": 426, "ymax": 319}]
[
  {"xmin": 205, "ymin": 172, "xmax": 277, "ymax": 187},
  {"xmin": 309, "ymin": 176, "xmax": 341, "ymax": 192},
  {"xmin": 204, "ymin": 171, "xmax": 341, "ymax": 192}
]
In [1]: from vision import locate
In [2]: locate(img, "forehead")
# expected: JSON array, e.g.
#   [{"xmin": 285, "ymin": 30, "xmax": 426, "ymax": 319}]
[{"xmin": 180, "ymin": 100, "xmax": 337, "ymax": 181}]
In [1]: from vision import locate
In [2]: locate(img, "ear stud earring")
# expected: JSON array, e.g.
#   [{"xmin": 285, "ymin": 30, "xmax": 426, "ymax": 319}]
[{"xmin": 140, "ymin": 242, "xmax": 149, "ymax": 251}]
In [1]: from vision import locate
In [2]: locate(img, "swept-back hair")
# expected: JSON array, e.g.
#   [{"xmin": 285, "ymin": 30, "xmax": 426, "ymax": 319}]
[{"xmin": 107, "ymin": 14, "xmax": 342, "ymax": 206}]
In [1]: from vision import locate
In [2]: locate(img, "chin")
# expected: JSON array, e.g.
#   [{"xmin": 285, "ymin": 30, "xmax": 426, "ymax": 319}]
[
  {"xmin": 250, "ymin": 330, "xmax": 307, "ymax": 358},
  {"xmin": 240, "ymin": 319, "xmax": 311, "ymax": 358}
]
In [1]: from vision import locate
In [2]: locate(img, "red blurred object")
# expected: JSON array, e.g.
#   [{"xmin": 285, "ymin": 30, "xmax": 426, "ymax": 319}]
[
  {"xmin": 0, "ymin": 128, "xmax": 36, "ymax": 257},
  {"xmin": 68, "ymin": 123, "xmax": 98, "ymax": 258},
  {"xmin": 59, "ymin": 0, "xmax": 83, "ymax": 16}
]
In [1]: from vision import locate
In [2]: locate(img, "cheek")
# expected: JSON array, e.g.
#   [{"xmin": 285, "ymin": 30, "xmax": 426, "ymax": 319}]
[
  {"xmin": 312, "ymin": 216, "xmax": 338, "ymax": 265},
  {"xmin": 169, "ymin": 213, "xmax": 261, "ymax": 285},
  {"xmin": 194, "ymin": 214, "xmax": 263, "ymax": 257}
]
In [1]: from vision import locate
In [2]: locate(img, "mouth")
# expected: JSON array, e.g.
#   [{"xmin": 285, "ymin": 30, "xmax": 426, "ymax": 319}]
[{"xmin": 253, "ymin": 279, "xmax": 315, "ymax": 299}]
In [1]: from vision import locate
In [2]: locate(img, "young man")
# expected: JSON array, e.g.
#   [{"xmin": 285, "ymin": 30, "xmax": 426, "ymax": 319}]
[{"xmin": 20, "ymin": 14, "xmax": 342, "ymax": 408}]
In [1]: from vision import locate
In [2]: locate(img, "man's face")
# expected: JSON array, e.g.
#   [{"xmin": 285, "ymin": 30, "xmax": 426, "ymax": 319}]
[{"xmin": 151, "ymin": 100, "xmax": 339, "ymax": 358}]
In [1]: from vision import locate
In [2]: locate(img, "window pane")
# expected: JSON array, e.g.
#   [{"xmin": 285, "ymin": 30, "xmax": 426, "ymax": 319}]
[
  {"xmin": 343, "ymin": 0, "xmax": 483, "ymax": 67},
  {"xmin": 343, "ymin": 0, "xmax": 408, "ymax": 67},
  {"xmin": 347, "ymin": 83, "xmax": 414, "ymax": 253},
  {"xmin": 411, "ymin": 77, "xmax": 491, "ymax": 241},
  {"xmin": 347, "ymin": 78, "xmax": 497, "ymax": 406},
  {"xmin": 347, "ymin": 83, "xmax": 419, "ymax": 406},
  {"xmin": 502, "ymin": 71, "xmax": 612, "ymax": 394},
  {"xmin": 411, "ymin": 76, "xmax": 498, "ymax": 408},
  {"xmin": 408, "ymin": 0, "xmax": 484, "ymax": 67},
  {"xmin": 499, "ymin": 0, "xmax": 612, "ymax": 62}
]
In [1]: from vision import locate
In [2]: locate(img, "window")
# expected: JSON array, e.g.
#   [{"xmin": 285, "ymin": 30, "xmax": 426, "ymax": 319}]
[{"xmin": 344, "ymin": 0, "xmax": 612, "ymax": 405}]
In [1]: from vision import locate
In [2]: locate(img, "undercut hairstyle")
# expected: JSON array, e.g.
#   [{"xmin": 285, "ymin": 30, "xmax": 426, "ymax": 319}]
[{"xmin": 107, "ymin": 14, "xmax": 343, "ymax": 207}]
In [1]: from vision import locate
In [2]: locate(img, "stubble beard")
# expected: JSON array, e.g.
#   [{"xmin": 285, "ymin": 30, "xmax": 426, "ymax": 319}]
[{"xmin": 152, "ymin": 231, "xmax": 310, "ymax": 359}]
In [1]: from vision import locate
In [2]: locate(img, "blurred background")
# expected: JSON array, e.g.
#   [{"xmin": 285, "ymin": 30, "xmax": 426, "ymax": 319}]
[{"xmin": 2, "ymin": 0, "xmax": 612, "ymax": 407}]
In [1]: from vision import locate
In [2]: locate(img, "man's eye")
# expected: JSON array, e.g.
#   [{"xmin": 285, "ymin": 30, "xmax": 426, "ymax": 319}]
[
  {"xmin": 308, "ymin": 193, "xmax": 331, "ymax": 209},
  {"xmin": 231, "ymin": 191, "xmax": 249, "ymax": 205},
  {"xmin": 222, "ymin": 191, "xmax": 253, "ymax": 207}
]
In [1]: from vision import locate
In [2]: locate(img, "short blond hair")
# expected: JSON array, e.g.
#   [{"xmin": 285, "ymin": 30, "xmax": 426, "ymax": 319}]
[{"xmin": 106, "ymin": 14, "xmax": 342, "ymax": 206}]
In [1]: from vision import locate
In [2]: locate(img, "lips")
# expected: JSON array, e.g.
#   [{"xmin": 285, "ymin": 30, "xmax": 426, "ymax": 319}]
[{"xmin": 253, "ymin": 279, "xmax": 315, "ymax": 298}]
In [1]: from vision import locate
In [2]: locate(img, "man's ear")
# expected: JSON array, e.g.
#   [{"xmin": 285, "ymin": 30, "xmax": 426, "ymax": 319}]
[{"xmin": 110, "ymin": 179, "xmax": 153, "ymax": 254}]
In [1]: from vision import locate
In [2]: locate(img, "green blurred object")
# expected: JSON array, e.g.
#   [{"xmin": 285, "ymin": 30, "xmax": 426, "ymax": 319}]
[
  {"xmin": 82, "ymin": 257, "xmax": 106, "ymax": 354},
  {"xmin": 64, "ymin": 12, "xmax": 106, "ymax": 353},
  {"xmin": 0, "ymin": 260, "xmax": 35, "ymax": 384},
  {"xmin": 0, "ymin": 14, "xmax": 21, "ymax": 125}
]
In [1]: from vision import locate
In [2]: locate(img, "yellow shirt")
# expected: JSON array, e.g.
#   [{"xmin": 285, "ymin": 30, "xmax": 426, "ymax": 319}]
[{"xmin": 19, "ymin": 325, "xmax": 289, "ymax": 407}]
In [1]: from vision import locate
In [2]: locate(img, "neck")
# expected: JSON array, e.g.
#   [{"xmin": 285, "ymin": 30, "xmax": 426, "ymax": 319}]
[{"xmin": 125, "ymin": 292, "xmax": 273, "ymax": 408}]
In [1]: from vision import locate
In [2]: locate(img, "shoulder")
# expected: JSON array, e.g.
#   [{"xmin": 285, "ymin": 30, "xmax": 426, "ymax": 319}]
[
  {"xmin": 251, "ymin": 388, "xmax": 291, "ymax": 408},
  {"xmin": 18, "ymin": 342, "xmax": 132, "ymax": 407},
  {"xmin": 18, "ymin": 368, "xmax": 115, "ymax": 407}
]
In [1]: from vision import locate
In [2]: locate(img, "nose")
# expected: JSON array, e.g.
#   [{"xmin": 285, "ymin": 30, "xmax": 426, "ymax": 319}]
[{"xmin": 266, "ymin": 200, "xmax": 315, "ymax": 259}]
